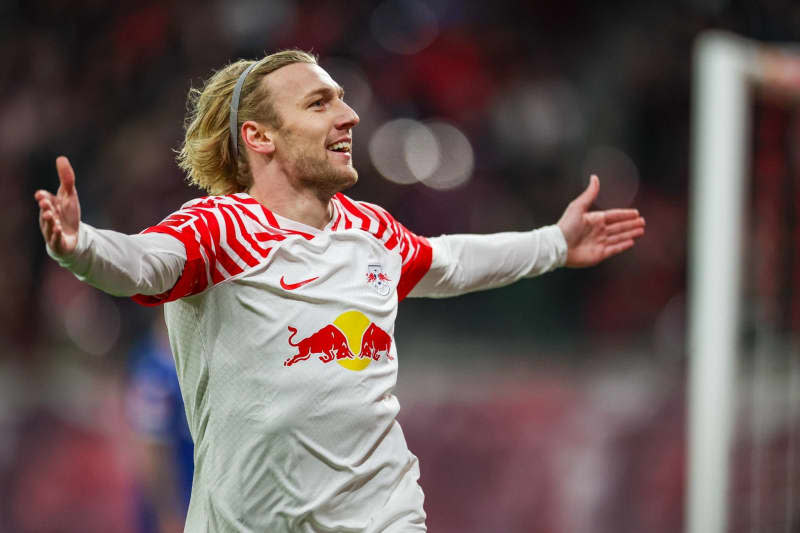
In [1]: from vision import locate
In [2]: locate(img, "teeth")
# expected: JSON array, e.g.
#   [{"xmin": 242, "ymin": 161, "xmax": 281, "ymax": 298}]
[{"xmin": 327, "ymin": 141, "xmax": 351, "ymax": 153}]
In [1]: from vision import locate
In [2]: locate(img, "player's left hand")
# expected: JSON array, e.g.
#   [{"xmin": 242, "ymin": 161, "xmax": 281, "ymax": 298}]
[{"xmin": 556, "ymin": 175, "xmax": 645, "ymax": 268}]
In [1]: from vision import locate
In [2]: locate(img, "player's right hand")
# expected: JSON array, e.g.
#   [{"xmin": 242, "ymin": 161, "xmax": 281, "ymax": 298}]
[{"xmin": 34, "ymin": 156, "xmax": 81, "ymax": 256}]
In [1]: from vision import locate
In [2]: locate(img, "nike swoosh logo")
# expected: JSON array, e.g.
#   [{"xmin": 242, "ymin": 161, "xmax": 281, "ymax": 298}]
[{"xmin": 280, "ymin": 275, "xmax": 319, "ymax": 290}]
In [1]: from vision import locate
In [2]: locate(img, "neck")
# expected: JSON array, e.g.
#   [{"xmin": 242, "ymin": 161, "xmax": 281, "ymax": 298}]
[{"xmin": 247, "ymin": 179, "xmax": 333, "ymax": 230}]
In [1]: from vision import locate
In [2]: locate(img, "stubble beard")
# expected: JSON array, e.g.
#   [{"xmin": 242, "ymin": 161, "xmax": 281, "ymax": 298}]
[
  {"xmin": 294, "ymin": 151, "xmax": 358, "ymax": 197},
  {"xmin": 280, "ymin": 131, "xmax": 358, "ymax": 197}
]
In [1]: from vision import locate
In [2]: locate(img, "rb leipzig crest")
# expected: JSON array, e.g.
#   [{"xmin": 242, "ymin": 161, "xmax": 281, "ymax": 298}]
[{"xmin": 366, "ymin": 264, "xmax": 391, "ymax": 296}]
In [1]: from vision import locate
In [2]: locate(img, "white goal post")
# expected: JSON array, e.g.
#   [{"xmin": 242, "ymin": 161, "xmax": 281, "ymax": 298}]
[{"xmin": 688, "ymin": 30, "xmax": 800, "ymax": 533}]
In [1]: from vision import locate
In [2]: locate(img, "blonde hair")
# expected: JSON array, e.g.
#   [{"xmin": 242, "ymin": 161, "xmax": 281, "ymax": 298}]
[{"xmin": 177, "ymin": 50, "xmax": 318, "ymax": 195}]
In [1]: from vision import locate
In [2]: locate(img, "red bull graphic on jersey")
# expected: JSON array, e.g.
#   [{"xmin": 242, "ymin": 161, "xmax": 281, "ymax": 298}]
[
  {"xmin": 366, "ymin": 264, "xmax": 391, "ymax": 296},
  {"xmin": 284, "ymin": 311, "xmax": 393, "ymax": 370}
]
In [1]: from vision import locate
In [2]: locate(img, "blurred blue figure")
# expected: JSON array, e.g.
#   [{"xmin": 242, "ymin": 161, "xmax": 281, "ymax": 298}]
[{"xmin": 126, "ymin": 317, "xmax": 193, "ymax": 533}]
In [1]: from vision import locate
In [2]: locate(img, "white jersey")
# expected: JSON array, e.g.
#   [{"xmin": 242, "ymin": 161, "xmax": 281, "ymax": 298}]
[
  {"xmin": 133, "ymin": 192, "xmax": 432, "ymax": 532},
  {"xmin": 50, "ymin": 192, "xmax": 567, "ymax": 532}
]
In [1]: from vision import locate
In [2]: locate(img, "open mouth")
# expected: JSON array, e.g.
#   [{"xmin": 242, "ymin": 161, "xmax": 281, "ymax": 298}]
[{"xmin": 326, "ymin": 141, "xmax": 352, "ymax": 154}]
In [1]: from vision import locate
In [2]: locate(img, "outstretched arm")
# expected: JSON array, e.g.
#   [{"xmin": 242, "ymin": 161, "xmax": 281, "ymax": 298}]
[
  {"xmin": 34, "ymin": 157, "xmax": 186, "ymax": 297},
  {"xmin": 408, "ymin": 174, "xmax": 645, "ymax": 299},
  {"xmin": 557, "ymin": 175, "xmax": 645, "ymax": 267}
]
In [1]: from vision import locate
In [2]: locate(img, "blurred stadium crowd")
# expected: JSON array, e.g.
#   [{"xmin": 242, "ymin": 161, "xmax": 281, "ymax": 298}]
[{"xmin": 3, "ymin": 0, "xmax": 800, "ymax": 531}]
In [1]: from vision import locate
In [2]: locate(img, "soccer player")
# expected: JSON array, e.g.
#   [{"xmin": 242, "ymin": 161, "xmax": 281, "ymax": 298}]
[{"xmin": 35, "ymin": 50, "xmax": 645, "ymax": 532}]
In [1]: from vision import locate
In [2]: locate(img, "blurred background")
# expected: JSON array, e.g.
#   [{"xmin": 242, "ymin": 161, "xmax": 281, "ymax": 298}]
[{"xmin": 4, "ymin": 0, "xmax": 800, "ymax": 532}]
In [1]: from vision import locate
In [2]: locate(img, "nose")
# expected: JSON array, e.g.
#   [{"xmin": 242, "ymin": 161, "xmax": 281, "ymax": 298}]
[{"xmin": 335, "ymin": 100, "xmax": 360, "ymax": 130}]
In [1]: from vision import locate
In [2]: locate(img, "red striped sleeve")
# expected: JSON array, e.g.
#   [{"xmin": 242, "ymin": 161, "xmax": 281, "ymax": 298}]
[
  {"xmin": 132, "ymin": 223, "xmax": 209, "ymax": 306},
  {"xmin": 217, "ymin": 206, "xmax": 260, "ymax": 266},
  {"xmin": 395, "ymin": 221, "xmax": 432, "ymax": 300},
  {"xmin": 132, "ymin": 195, "xmax": 277, "ymax": 306},
  {"xmin": 192, "ymin": 208, "xmax": 244, "ymax": 277},
  {"xmin": 221, "ymin": 205, "xmax": 270, "ymax": 259},
  {"xmin": 335, "ymin": 195, "xmax": 433, "ymax": 301}
]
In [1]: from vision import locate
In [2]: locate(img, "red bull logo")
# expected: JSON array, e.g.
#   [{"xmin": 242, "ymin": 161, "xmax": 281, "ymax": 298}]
[{"xmin": 284, "ymin": 311, "xmax": 393, "ymax": 371}]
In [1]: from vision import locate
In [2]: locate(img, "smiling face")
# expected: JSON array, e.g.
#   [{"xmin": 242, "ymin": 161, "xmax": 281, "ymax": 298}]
[{"xmin": 264, "ymin": 62, "xmax": 360, "ymax": 197}]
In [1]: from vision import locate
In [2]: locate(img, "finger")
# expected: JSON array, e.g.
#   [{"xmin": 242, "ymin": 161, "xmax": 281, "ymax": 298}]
[
  {"xmin": 606, "ymin": 227, "xmax": 645, "ymax": 245},
  {"xmin": 603, "ymin": 209, "xmax": 640, "ymax": 223},
  {"xmin": 37, "ymin": 193, "xmax": 59, "ymax": 219},
  {"xmin": 603, "ymin": 239, "xmax": 635, "ymax": 259},
  {"xmin": 574, "ymin": 174, "xmax": 600, "ymax": 210},
  {"xmin": 606, "ymin": 217, "xmax": 646, "ymax": 234},
  {"xmin": 34, "ymin": 189, "xmax": 55, "ymax": 202},
  {"xmin": 38, "ymin": 199, "xmax": 51, "ymax": 214},
  {"xmin": 56, "ymin": 156, "xmax": 76, "ymax": 194},
  {"xmin": 39, "ymin": 198, "xmax": 60, "ymax": 222},
  {"xmin": 38, "ymin": 196, "xmax": 55, "ymax": 211},
  {"xmin": 39, "ymin": 196, "xmax": 60, "ymax": 226}
]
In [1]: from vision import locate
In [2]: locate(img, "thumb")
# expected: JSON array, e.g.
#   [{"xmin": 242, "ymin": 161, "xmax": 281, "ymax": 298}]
[
  {"xmin": 574, "ymin": 174, "xmax": 599, "ymax": 210},
  {"xmin": 56, "ymin": 156, "xmax": 75, "ymax": 194}
]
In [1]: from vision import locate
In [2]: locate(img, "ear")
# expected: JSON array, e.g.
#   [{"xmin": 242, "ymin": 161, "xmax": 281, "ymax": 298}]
[{"xmin": 241, "ymin": 120, "xmax": 275, "ymax": 156}]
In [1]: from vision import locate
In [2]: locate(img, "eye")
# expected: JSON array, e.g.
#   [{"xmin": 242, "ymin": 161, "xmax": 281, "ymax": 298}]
[{"xmin": 309, "ymin": 99, "xmax": 325, "ymax": 109}]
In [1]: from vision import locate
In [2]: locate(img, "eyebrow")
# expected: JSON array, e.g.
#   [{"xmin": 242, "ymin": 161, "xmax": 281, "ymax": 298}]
[{"xmin": 302, "ymin": 85, "xmax": 345, "ymax": 102}]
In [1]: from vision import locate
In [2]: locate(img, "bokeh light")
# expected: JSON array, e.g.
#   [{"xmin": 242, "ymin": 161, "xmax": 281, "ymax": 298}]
[
  {"xmin": 418, "ymin": 121, "xmax": 474, "ymax": 190},
  {"xmin": 370, "ymin": 118, "xmax": 474, "ymax": 190},
  {"xmin": 404, "ymin": 121, "xmax": 440, "ymax": 181},
  {"xmin": 369, "ymin": 118, "xmax": 422, "ymax": 185}
]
